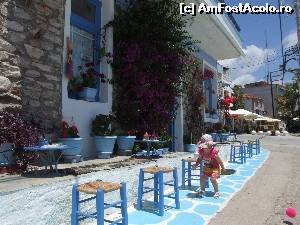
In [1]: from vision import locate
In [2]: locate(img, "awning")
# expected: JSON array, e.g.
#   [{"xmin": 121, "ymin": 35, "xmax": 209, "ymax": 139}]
[
  {"xmin": 229, "ymin": 109, "xmax": 259, "ymax": 119},
  {"xmin": 254, "ymin": 117, "xmax": 281, "ymax": 122}
]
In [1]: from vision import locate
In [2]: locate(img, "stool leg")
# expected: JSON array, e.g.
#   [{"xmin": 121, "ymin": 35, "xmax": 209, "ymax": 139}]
[
  {"xmin": 158, "ymin": 171, "xmax": 164, "ymax": 216},
  {"xmin": 233, "ymin": 146, "xmax": 236, "ymax": 163},
  {"xmin": 230, "ymin": 145, "xmax": 233, "ymax": 162},
  {"xmin": 173, "ymin": 168, "xmax": 180, "ymax": 209},
  {"xmin": 243, "ymin": 146, "xmax": 246, "ymax": 164},
  {"xmin": 181, "ymin": 159, "xmax": 185, "ymax": 188},
  {"xmin": 137, "ymin": 169, "xmax": 144, "ymax": 210},
  {"xmin": 154, "ymin": 173, "xmax": 158, "ymax": 205},
  {"xmin": 120, "ymin": 183, "xmax": 128, "ymax": 225},
  {"xmin": 71, "ymin": 185, "xmax": 79, "ymax": 225},
  {"xmin": 96, "ymin": 189, "xmax": 104, "ymax": 225},
  {"xmin": 187, "ymin": 162, "xmax": 192, "ymax": 187}
]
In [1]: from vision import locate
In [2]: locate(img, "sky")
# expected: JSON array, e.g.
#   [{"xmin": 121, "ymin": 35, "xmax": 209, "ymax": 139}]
[{"xmin": 219, "ymin": 0, "xmax": 298, "ymax": 86}]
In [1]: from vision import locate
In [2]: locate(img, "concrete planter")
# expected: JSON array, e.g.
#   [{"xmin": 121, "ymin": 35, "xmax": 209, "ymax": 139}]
[
  {"xmin": 117, "ymin": 136, "xmax": 136, "ymax": 156},
  {"xmin": 185, "ymin": 144, "xmax": 197, "ymax": 153},
  {"xmin": 0, "ymin": 143, "xmax": 15, "ymax": 165},
  {"xmin": 59, "ymin": 138, "xmax": 83, "ymax": 162},
  {"xmin": 78, "ymin": 87, "xmax": 97, "ymax": 102},
  {"xmin": 94, "ymin": 136, "xmax": 117, "ymax": 159}
]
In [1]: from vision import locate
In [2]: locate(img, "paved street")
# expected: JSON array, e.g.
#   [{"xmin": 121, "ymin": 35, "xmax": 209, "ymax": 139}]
[{"xmin": 209, "ymin": 134, "xmax": 300, "ymax": 225}]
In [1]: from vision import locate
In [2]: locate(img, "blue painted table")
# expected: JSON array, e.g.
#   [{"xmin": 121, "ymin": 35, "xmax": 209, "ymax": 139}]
[
  {"xmin": 134, "ymin": 140, "xmax": 167, "ymax": 157},
  {"xmin": 25, "ymin": 144, "xmax": 69, "ymax": 173}
]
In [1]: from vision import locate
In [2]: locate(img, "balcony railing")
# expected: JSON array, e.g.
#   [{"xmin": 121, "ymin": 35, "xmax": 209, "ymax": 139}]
[{"xmin": 217, "ymin": 0, "xmax": 241, "ymax": 32}]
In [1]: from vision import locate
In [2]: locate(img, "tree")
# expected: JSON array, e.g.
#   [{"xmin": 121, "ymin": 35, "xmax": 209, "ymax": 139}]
[
  {"xmin": 231, "ymin": 85, "xmax": 245, "ymax": 110},
  {"xmin": 277, "ymin": 82, "xmax": 300, "ymax": 119}
]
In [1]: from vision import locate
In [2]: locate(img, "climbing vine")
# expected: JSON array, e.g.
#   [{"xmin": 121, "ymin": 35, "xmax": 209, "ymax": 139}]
[
  {"xmin": 111, "ymin": 0, "xmax": 195, "ymax": 135},
  {"xmin": 181, "ymin": 55, "xmax": 206, "ymax": 143}
]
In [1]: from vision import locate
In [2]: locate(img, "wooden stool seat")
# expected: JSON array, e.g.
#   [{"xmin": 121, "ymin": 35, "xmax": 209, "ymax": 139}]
[
  {"xmin": 184, "ymin": 157, "xmax": 197, "ymax": 163},
  {"xmin": 143, "ymin": 166, "xmax": 174, "ymax": 174},
  {"xmin": 232, "ymin": 143, "xmax": 241, "ymax": 147},
  {"xmin": 78, "ymin": 181, "xmax": 121, "ymax": 194}
]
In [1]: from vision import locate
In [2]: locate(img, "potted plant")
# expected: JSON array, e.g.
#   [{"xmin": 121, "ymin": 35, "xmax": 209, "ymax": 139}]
[
  {"xmin": 154, "ymin": 130, "xmax": 171, "ymax": 154},
  {"xmin": 92, "ymin": 114, "xmax": 117, "ymax": 159},
  {"xmin": 184, "ymin": 133, "xmax": 198, "ymax": 153},
  {"xmin": 78, "ymin": 62, "xmax": 106, "ymax": 102},
  {"xmin": 0, "ymin": 110, "xmax": 42, "ymax": 171},
  {"xmin": 116, "ymin": 129, "xmax": 136, "ymax": 156},
  {"xmin": 59, "ymin": 120, "xmax": 83, "ymax": 162}
]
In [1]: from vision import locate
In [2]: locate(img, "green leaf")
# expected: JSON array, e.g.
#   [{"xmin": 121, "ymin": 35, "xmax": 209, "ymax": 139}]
[{"xmin": 99, "ymin": 47, "xmax": 106, "ymax": 59}]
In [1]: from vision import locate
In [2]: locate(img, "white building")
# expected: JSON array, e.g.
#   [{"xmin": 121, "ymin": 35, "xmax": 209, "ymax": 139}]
[{"xmin": 174, "ymin": 0, "xmax": 243, "ymax": 151}]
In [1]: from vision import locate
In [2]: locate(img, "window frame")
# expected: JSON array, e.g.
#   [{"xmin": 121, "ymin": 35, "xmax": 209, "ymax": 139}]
[{"xmin": 70, "ymin": 0, "xmax": 102, "ymax": 101}]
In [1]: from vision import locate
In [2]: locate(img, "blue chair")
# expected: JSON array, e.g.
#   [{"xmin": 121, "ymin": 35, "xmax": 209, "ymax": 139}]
[
  {"xmin": 137, "ymin": 166, "xmax": 180, "ymax": 216},
  {"xmin": 71, "ymin": 181, "xmax": 128, "ymax": 225},
  {"xmin": 181, "ymin": 157, "xmax": 209, "ymax": 189},
  {"xmin": 230, "ymin": 143, "xmax": 246, "ymax": 164}
]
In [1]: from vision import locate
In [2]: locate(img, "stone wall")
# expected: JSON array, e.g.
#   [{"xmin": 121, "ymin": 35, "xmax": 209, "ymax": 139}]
[{"xmin": 0, "ymin": 0, "xmax": 65, "ymax": 131}]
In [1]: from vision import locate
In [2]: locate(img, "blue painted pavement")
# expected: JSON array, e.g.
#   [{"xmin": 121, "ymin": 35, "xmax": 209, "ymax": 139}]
[{"xmin": 128, "ymin": 149, "xmax": 269, "ymax": 225}]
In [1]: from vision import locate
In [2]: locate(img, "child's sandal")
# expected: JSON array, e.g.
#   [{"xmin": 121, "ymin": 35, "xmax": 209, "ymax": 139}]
[{"xmin": 213, "ymin": 192, "xmax": 220, "ymax": 198}]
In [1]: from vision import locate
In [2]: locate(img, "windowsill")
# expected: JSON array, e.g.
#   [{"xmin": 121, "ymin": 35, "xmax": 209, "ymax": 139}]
[{"xmin": 67, "ymin": 97, "xmax": 108, "ymax": 104}]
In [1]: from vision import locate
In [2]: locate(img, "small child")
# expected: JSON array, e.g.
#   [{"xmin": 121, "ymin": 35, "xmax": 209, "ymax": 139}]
[{"xmin": 192, "ymin": 134, "xmax": 225, "ymax": 198}]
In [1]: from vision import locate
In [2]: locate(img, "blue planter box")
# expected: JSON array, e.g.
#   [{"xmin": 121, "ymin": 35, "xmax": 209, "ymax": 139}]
[
  {"xmin": 94, "ymin": 136, "xmax": 117, "ymax": 159},
  {"xmin": 117, "ymin": 136, "xmax": 136, "ymax": 155},
  {"xmin": 185, "ymin": 144, "xmax": 197, "ymax": 153},
  {"xmin": 59, "ymin": 138, "xmax": 82, "ymax": 157},
  {"xmin": 0, "ymin": 143, "xmax": 15, "ymax": 165},
  {"xmin": 78, "ymin": 87, "xmax": 97, "ymax": 102}
]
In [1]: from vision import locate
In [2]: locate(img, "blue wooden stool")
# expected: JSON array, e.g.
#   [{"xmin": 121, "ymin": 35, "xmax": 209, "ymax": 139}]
[
  {"xmin": 230, "ymin": 143, "xmax": 246, "ymax": 164},
  {"xmin": 249, "ymin": 139, "xmax": 260, "ymax": 155},
  {"xmin": 181, "ymin": 157, "xmax": 209, "ymax": 189},
  {"xmin": 137, "ymin": 166, "xmax": 180, "ymax": 216},
  {"xmin": 71, "ymin": 180, "xmax": 128, "ymax": 225},
  {"xmin": 244, "ymin": 142, "xmax": 253, "ymax": 158}
]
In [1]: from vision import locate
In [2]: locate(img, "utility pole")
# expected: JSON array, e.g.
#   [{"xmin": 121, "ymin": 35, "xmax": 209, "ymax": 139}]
[
  {"xmin": 296, "ymin": 0, "xmax": 300, "ymax": 65},
  {"xmin": 269, "ymin": 72, "xmax": 275, "ymax": 118},
  {"xmin": 277, "ymin": 0, "xmax": 285, "ymax": 83}
]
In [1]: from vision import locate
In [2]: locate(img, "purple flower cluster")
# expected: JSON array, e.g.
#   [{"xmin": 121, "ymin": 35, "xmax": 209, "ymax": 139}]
[{"xmin": 113, "ymin": 42, "xmax": 184, "ymax": 133}]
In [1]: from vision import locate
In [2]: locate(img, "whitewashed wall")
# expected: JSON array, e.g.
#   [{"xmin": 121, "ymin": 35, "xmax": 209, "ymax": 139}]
[{"xmin": 62, "ymin": 0, "xmax": 114, "ymax": 158}]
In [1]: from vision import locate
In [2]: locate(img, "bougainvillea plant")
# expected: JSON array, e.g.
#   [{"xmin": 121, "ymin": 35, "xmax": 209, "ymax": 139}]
[
  {"xmin": 112, "ymin": 0, "xmax": 195, "ymax": 136},
  {"xmin": 181, "ymin": 55, "xmax": 206, "ymax": 143},
  {"xmin": 60, "ymin": 121, "xmax": 79, "ymax": 138},
  {"xmin": 202, "ymin": 68, "xmax": 214, "ymax": 80},
  {"xmin": 0, "ymin": 110, "xmax": 42, "ymax": 172}
]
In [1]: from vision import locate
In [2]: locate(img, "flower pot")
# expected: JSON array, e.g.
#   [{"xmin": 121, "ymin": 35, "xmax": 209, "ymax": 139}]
[
  {"xmin": 117, "ymin": 136, "xmax": 136, "ymax": 156},
  {"xmin": 0, "ymin": 143, "xmax": 15, "ymax": 165},
  {"xmin": 59, "ymin": 138, "xmax": 83, "ymax": 162},
  {"xmin": 185, "ymin": 144, "xmax": 197, "ymax": 153},
  {"xmin": 94, "ymin": 136, "xmax": 117, "ymax": 159},
  {"xmin": 78, "ymin": 87, "xmax": 97, "ymax": 102}
]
